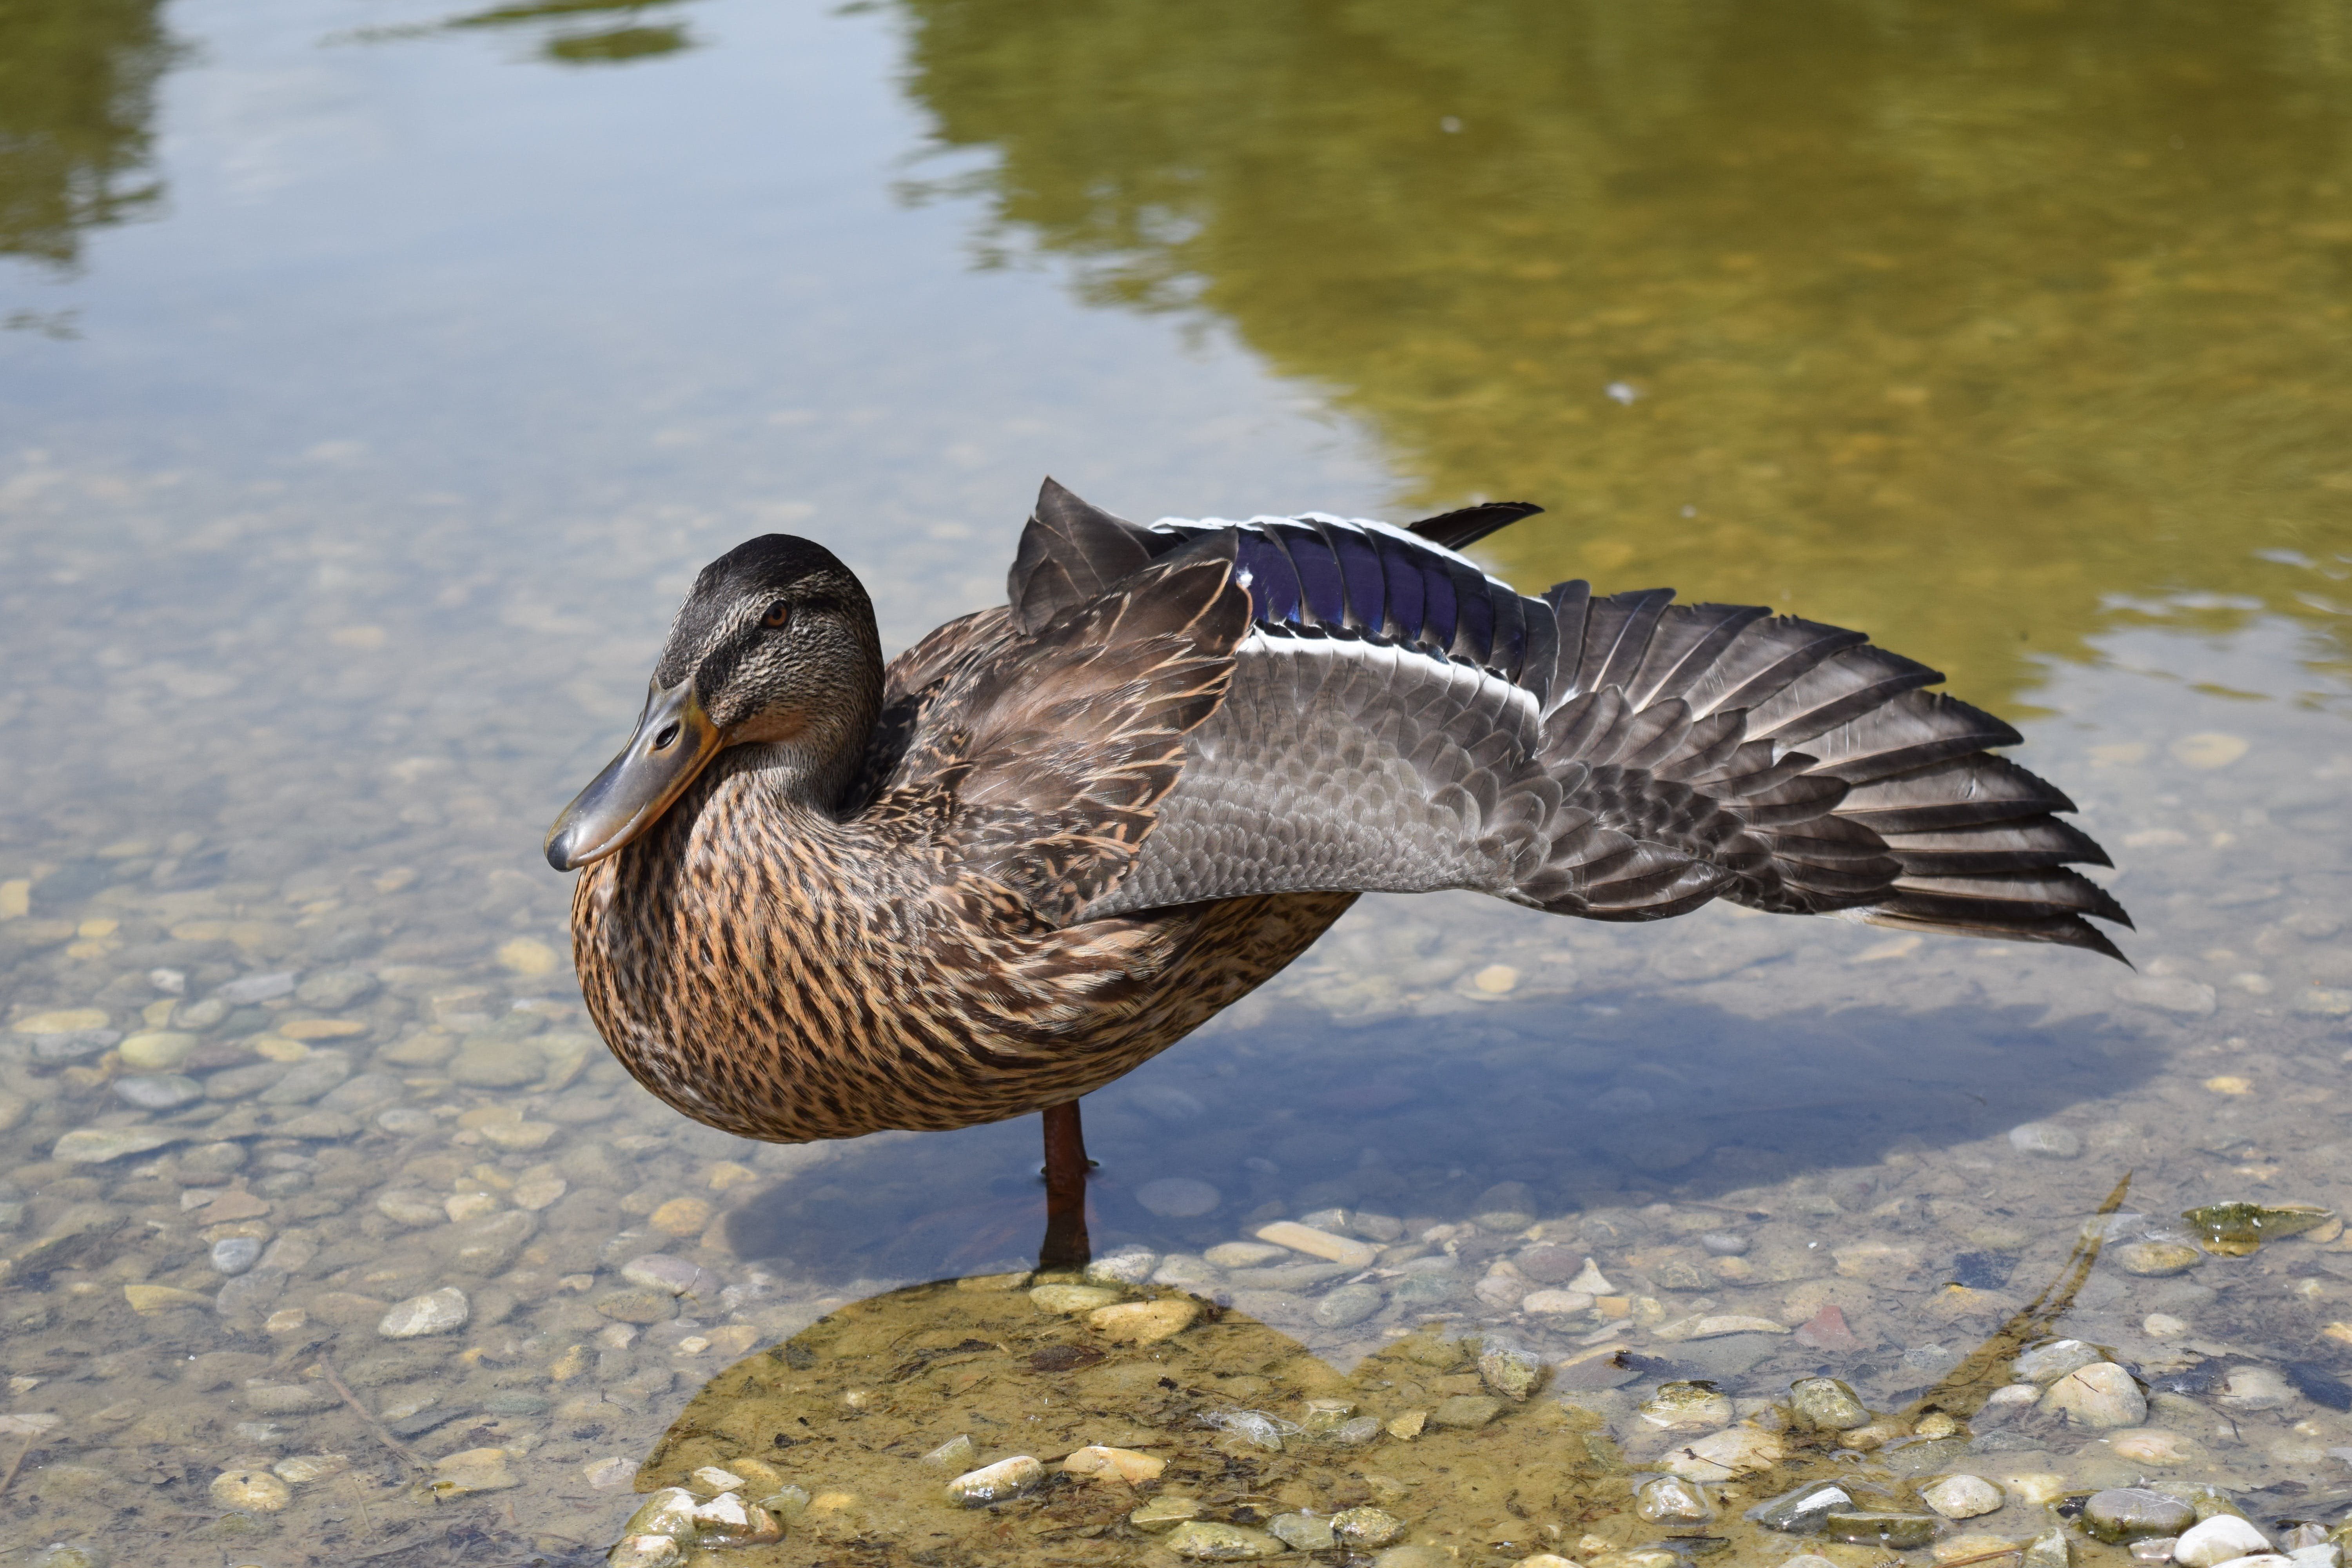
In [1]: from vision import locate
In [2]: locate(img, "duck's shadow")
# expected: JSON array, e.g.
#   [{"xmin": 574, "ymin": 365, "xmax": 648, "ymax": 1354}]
[{"xmin": 723, "ymin": 988, "xmax": 2160, "ymax": 1287}]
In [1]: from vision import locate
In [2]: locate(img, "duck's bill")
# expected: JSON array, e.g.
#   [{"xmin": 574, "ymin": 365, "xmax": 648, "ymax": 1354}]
[{"xmin": 544, "ymin": 679, "xmax": 721, "ymax": 871}]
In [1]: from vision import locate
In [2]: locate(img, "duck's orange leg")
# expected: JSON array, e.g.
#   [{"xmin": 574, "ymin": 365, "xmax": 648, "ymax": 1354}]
[{"xmin": 1038, "ymin": 1101, "xmax": 1093, "ymax": 1270}]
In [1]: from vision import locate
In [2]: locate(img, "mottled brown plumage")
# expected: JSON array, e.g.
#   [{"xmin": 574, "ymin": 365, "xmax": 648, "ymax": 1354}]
[{"xmin": 554, "ymin": 480, "xmax": 2127, "ymax": 1149}]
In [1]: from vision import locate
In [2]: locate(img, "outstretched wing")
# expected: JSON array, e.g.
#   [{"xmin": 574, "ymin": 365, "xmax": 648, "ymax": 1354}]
[{"xmin": 858, "ymin": 536, "xmax": 1252, "ymax": 927}]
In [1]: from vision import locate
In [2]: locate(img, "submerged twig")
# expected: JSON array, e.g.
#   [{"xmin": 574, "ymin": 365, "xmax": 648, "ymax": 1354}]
[
  {"xmin": 314, "ymin": 1357, "xmax": 428, "ymax": 1473},
  {"xmin": 0, "ymin": 1431, "xmax": 38, "ymax": 1504}
]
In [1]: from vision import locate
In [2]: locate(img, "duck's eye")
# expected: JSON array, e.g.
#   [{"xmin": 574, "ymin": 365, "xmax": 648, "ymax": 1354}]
[{"xmin": 762, "ymin": 601, "xmax": 792, "ymax": 630}]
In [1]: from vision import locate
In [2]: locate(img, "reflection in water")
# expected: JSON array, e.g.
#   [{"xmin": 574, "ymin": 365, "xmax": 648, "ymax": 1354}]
[
  {"xmin": 370, "ymin": 0, "xmax": 704, "ymax": 67},
  {"xmin": 0, "ymin": 0, "xmax": 174, "ymax": 270},
  {"xmin": 897, "ymin": 0, "xmax": 2352, "ymax": 708}
]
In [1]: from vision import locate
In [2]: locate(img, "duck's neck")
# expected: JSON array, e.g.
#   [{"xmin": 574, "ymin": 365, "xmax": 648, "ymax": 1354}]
[{"xmin": 729, "ymin": 655, "xmax": 882, "ymax": 817}]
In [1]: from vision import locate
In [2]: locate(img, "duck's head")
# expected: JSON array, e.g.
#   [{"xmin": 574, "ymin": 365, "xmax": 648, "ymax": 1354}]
[{"xmin": 545, "ymin": 535, "xmax": 882, "ymax": 871}]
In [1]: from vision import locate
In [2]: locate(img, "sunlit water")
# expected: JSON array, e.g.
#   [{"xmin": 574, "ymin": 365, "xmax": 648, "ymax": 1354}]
[{"xmin": 5, "ymin": 1, "xmax": 2352, "ymax": 1564}]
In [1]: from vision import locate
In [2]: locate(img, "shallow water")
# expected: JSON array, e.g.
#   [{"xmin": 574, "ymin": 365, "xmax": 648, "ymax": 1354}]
[{"xmin": 5, "ymin": 1, "xmax": 2352, "ymax": 1564}]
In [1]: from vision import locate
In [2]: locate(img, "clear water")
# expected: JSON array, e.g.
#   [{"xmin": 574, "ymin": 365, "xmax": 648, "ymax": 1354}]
[{"xmin": 5, "ymin": 1, "xmax": 2352, "ymax": 1562}]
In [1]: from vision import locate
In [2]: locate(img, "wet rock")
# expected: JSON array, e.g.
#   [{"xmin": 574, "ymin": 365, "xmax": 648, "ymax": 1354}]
[
  {"xmin": 1082, "ymin": 1248, "xmax": 1159, "ymax": 1285},
  {"xmin": 597, "ymin": 1289, "xmax": 675, "ymax": 1325},
  {"xmin": 2023, "ymin": 1529, "xmax": 2073, "ymax": 1567},
  {"xmin": 1822, "ymin": 1512, "xmax": 1939, "ymax": 1549},
  {"xmin": 1479, "ymin": 1341, "xmax": 1544, "ymax": 1400},
  {"xmin": 258, "ymin": 1051, "xmax": 351, "ymax": 1105},
  {"xmin": 1089, "ymin": 1298, "xmax": 1198, "ymax": 1344},
  {"xmin": 621, "ymin": 1254, "xmax": 721, "ymax": 1300},
  {"xmin": 2183, "ymin": 1201, "xmax": 2336, "ymax": 1256},
  {"xmin": 1203, "ymin": 1409, "xmax": 1295, "ymax": 1449},
  {"xmin": 273, "ymin": 1109, "xmax": 360, "ymax": 1140},
  {"xmin": 1666, "ymin": 1423, "xmax": 1784, "ymax": 1481},
  {"xmin": 117, "ymin": 1031, "xmax": 198, "ymax": 1071},
  {"xmin": 1635, "ymin": 1476, "xmax": 1713, "ymax": 1524},
  {"xmin": 430, "ymin": 1447, "xmax": 517, "ymax": 1496},
  {"xmin": 2041, "ymin": 1361, "xmax": 2146, "ymax": 1427},
  {"xmin": 53, "ymin": 1127, "xmax": 184, "ymax": 1164},
  {"xmin": 2014, "ymin": 1339, "xmax": 2105, "ymax": 1383},
  {"xmin": 1657, "ymin": 1313, "xmax": 1789, "ymax": 1342},
  {"xmin": 1270, "ymin": 1513, "xmax": 1336, "ymax": 1550},
  {"xmin": 123, "ymin": 1283, "xmax": 213, "ymax": 1313},
  {"xmin": 1521, "ymin": 1289, "xmax": 1594, "ymax": 1314},
  {"xmin": 1921, "ymin": 1474, "xmax": 2004, "ymax": 1519},
  {"xmin": 621, "ymin": 1487, "xmax": 700, "ymax": 1540},
  {"xmin": 2175, "ymin": 1516, "xmax": 2273, "ymax": 1567},
  {"xmin": 1789, "ymin": 1376, "xmax": 1871, "ymax": 1430},
  {"xmin": 946, "ymin": 1455, "xmax": 1043, "ymax": 1506},
  {"xmin": 374, "ymin": 1191, "xmax": 445, "ymax": 1227},
  {"xmin": 1255, "ymin": 1220, "xmax": 1377, "ymax": 1268},
  {"xmin": 113, "ymin": 1074, "xmax": 201, "ymax": 1111},
  {"xmin": 241, "ymin": 1381, "xmax": 334, "ymax": 1414},
  {"xmin": 1314, "ymin": 1282, "xmax": 1385, "ymax": 1328},
  {"xmin": 1333, "ymin": 1507, "xmax": 1406, "ymax": 1547},
  {"xmin": 295, "ymin": 969, "xmax": 378, "ymax": 1009},
  {"xmin": 1472, "ymin": 1181, "xmax": 1537, "ymax": 1231},
  {"xmin": 1428, "ymin": 1393, "xmax": 1504, "ymax": 1428},
  {"xmin": 210, "ymin": 1236, "xmax": 263, "ymax": 1275},
  {"xmin": 205, "ymin": 1062, "xmax": 291, "ymax": 1101},
  {"xmin": 2008, "ymin": 1121, "xmax": 2082, "ymax": 1156},
  {"xmin": 210, "ymin": 1468, "xmax": 291, "ymax": 1511},
  {"xmin": 27, "ymin": 1031, "xmax": 122, "ymax": 1063},
  {"xmin": 317, "ymin": 1073, "xmax": 403, "ymax": 1114},
  {"xmin": 375, "ymin": 1106, "xmax": 436, "ymax": 1136},
  {"xmin": 1028, "ymin": 1283, "xmax": 1121, "ymax": 1314},
  {"xmin": 921, "ymin": 1436, "xmax": 975, "ymax": 1468},
  {"xmin": 439, "ymin": 1209, "xmax": 534, "ymax": 1273},
  {"xmin": 217, "ymin": 972, "xmax": 298, "ymax": 1005},
  {"xmin": 1640, "ymin": 1381, "xmax": 1733, "ymax": 1431},
  {"xmin": 1204, "ymin": 1241, "xmax": 1287, "ymax": 1269},
  {"xmin": 1515, "ymin": 1244, "xmax": 1582, "ymax": 1284},
  {"xmin": 1063, "ymin": 1445, "xmax": 1164, "ymax": 1484},
  {"xmin": 2218, "ymin": 1365, "xmax": 2292, "ymax": 1411},
  {"xmin": 1131, "ymin": 1496, "xmax": 1203, "ymax": 1532},
  {"xmin": 2081, "ymin": 1489, "xmax": 2197, "ymax": 1544},
  {"xmin": 448, "ymin": 1038, "xmax": 542, "ymax": 1088},
  {"xmin": 1699, "ymin": 1231, "xmax": 1749, "ymax": 1256},
  {"xmin": 378, "ymin": 1287, "xmax": 468, "ymax": 1338},
  {"xmin": 1748, "ymin": 1482, "xmax": 1854, "ymax": 1533},
  {"xmin": 2115, "ymin": 1241, "xmax": 2202, "ymax": 1276},
  {"xmin": 1161, "ymin": 1521, "xmax": 1288, "ymax": 1560},
  {"xmin": 1135, "ymin": 1178, "xmax": 1220, "ymax": 1217}
]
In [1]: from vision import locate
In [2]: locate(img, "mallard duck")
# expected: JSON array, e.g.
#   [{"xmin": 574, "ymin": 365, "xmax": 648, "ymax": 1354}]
[{"xmin": 547, "ymin": 480, "xmax": 2127, "ymax": 1261}]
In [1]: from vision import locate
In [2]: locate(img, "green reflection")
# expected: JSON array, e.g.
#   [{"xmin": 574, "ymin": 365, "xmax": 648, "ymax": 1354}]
[
  {"xmin": 0, "ymin": 0, "xmax": 175, "ymax": 271},
  {"xmin": 371, "ymin": 0, "xmax": 701, "ymax": 68},
  {"xmin": 898, "ymin": 0, "xmax": 2352, "ymax": 706}
]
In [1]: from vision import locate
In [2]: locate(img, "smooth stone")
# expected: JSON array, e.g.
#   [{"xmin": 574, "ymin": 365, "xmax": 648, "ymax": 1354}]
[
  {"xmin": 2111, "ymin": 1428, "xmax": 2197, "ymax": 1465},
  {"xmin": 1088, "ymin": 1298, "xmax": 1198, "ymax": 1344},
  {"xmin": 2014, "ymin": 1339, "xmax": 2105, "ymax": 1382},
  {"xmin": 1635, "ymin": 1476, "xmax": 1713, "ymax": 1524},
  {"xmin": 2041, "ymin": 1361, "xmax": 2146, "ymax": 1427},
  {"xmin": 621, "ymin": 1254, "xmax": 722, "ymax": 1299},
  {"xmin": 1428, "ymin": 1394, "xmax": 1504, "ymax": 1428},
  {"xmin": 1822, "ymin": 1512, "xmax": 1939, "ymax": 1549},
  {"xmin": 123, "ymin": 1283, "xmax": 214, "ymax": 1313},
  {"xmin": 2115, "ymin": 1241, "xmax": 2203, "ymax": 1276},
  {"xmin": 1314, "ymin": 1281, "xmax": 1385, "ymax": 1328},
  {"xmin": 1666, "ymin": 1424, "xmax": 1784, "ymax": 1481},
  {"xmin": 216, "ymin": 972, "xmax": 297, "ymax": 1004},
  {"xmin": 1135, "ymin": 1177, "xmax": 1221, "ymax": 1217},
  {"xmin": 1224, "ymin": 1261, "xmax": 1351, "ymax": 1291},
  {"xmin": 1029, "ymin": 1283, "xmax": 1121, "ymax": 1314},
  {"xmin": 241, "ymin": 1383, "xmax": 334, "ymax": 1414},
  {"xmin": 1205, "ymin": 1410, "xmax": 1293, "ymax": 1450},
  {"xmin": 1936, "ymin": 1534, "xmax": 2028, "ymax": 1565},
  {"xmin": 272, "ymin": 1453, "xmax": 349, "ymax": 1484},
  {"xmin": 272, "ymin": 1109, "xmax": 361, "ymax": 1139},
  {"xmin": 430, "ymin": 1448, "xmax": 518, "ymax": 1495},
  {"xmin": 375, "ymin": 1105, "xmax": 437, "ymax": 1135},
  {"xmin": 621, "ymin": 1488, "xmax": 701, "ymax": 1540},
  {"xmin": 1789, "ymin": 1376, "xmax": 1871, "ymax": 1430},
  {"xmin": 1330, "ymin": 1415, "xmax": 1381, "ymax": 1445},
  {"xmin": 113, "ymin": 1074, "xmax": 202, "ymax": 1111},
  {"xmin": 1083, "ymin": 1249, "xmax": 1159, "ymax": 1285},
  {"xmin": 53, "ymin": 1127, "xmax": 183, "ymax": 1163},
  {"xmin": 210, "ymin": 1236, "xmax": 264, "ymax": 1275},
  {"xmin": 2081, "ymin": 1489, "xmax": 2197, "ymax": 1544},
  {"xmin": 1520, "ymin": 1289, "xmax": 1594, "ymax": 1316},
  {"xmin": 2176, "ymin": 1517, "xmax": 2274, "ymax": 1568},
  {"xmin": 597, "ymin": 1288, "xmax": 675, "ymax": 1324},
  {"xmin": 2009, "ymin": 1122, "xmax": 2083, "ymax": 1158},
  {"xmin": 2024, "ymin": 1530, "xmax": 2073, "ymax": 1567},
  {"xmin": 2183, "ymin": 1201, "xmax": 2335, "ymax": 1257},
  {"xmin": 1699, "ymin": 1231, "xmax": 1749, "ymax": 1256},
  {"xmin": 1748, "ymin": 1482, "xmax": 1853, "ymax": 1532},
  {"xmin": 946, "ymin": 1455, "xmax": 1043, "ymax": 1506},
  {"xmin": 1204, "ymin": 1241, "xmax": 1287, "ymax": 1269},
  {"xmin": 1332, "ymin": 1507, "xmax": 1406, "ymax": 1547},
  {"xmin": 1063, "ymin": 1445, "xmax": 1165, "ymax": 1484},
  {"xmin": 448, "ymin": 1038, "xmax": 543, "ymax": 1088},
  {"xmin": 118, "ymin": 1031, "xmax": 198, "ymax": 1070},
  {"xmin": 1921, "ymin": 1474, "xmax": 2005, "ymax": 1519},
  {"xmin": 2217, "ymin": 1365, "xmax": 2293, "ymax": 1411},
  {"xmin": 1255, "ymin": 1220, "xmax": 1377, "ymax": 1268},
  {"xmin": 1161, "ymin": 1521, "xmax": 1288, "ymax": 1560},
  {"xmin": 1479, "ymin": 1341, "xmax": 1545, "ymax": 1400},
  {"xmin": 317, "ymin": 1073, "xmax": 404, "ymax": 1114},
  {"xmin": 1659, "ymin": 1313, "xmax": 1789, "ymax": 1341},
  {"xmin": 210, "ymin": 1468, "xmax": 292, "ymax": 1511},
  {"xmin": 14, "ymin": 1008, "xmax": 110, "ymax": 1033},
  {"xmin": 1270, "ymin": 1513, "xmax": 1336, "ymax": 1550},
  {"xmin": 375, "ymin": 1191, "xmax": 446, "ymax": 1227},
  {"xmin": 921, "ymin": 1436, "xmax": 975, "ymax": 1468},
  {"xmin": 1640, "ymin": 1381, "xmax": 1734, "ymax": 1431},
  {"xmin": 1370, "ymin": 1551, "xmax": 1449, "ymax": 1568},
  {"xmin": 439, "ymin": 1209, "xmax": 534, "ymax": 1273},
  {"xmin": 295, "ymin": 969, "xmax": 378, "ymax": 1008},
  {"xmin": 257, "ymin": 1053, "xmax": 352, "ymax": 1105},
  {"xmin": 27, "ymin": 1030, "xmax": 120, "ymax": 1062},
  {"xmin": 205, "ymin": 1062, "xmax": 291, "ymax": 1100},
  {"xmin": 378, "ymin": 1287, "xmax": 469, "ymax": 1338},
  {"xmin": 1131, "ymin": 1495, "xmax": 1203, "ymax": 1532}
]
